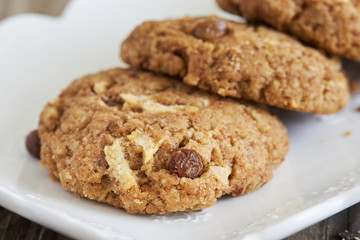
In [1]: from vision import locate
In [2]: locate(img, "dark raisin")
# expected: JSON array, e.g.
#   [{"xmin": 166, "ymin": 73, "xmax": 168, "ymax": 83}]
[
  {"xmin": 101, "ymin": 95, "xmax": 124, "ymax": 108},
  {"xmin": 168, "ymin": 149, "xmax": 203, "ymax": 178},
  {"xmin": 193, "ymin": 20, "xmax": 227, "ymax": 40},
  {"xmin": 133, "ymin": 108, "xmax": 143, "ymax": 113},
  {"xmin": 25, "ymin": 129, "xmax": 41, "ymax": 159},
  {"xmin": 233, "ymin": 188, "xmax": 244, "ymax": 196}
]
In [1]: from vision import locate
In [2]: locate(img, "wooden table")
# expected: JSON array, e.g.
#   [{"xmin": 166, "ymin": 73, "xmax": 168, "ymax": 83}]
[{"xmin": 0, "ymin": 0, "xmax": 359, "ymax": 239}]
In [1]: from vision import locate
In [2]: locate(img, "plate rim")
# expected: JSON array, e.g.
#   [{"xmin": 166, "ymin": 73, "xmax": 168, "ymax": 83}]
[{"xmin": 0, "ymin": 1, "xmax": 360, "ymax": 239}]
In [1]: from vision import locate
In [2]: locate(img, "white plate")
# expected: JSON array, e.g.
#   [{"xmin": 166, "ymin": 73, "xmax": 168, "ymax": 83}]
[{"xmin": 0, "ymin": 0, "xmax": 359, "ymax": 239}]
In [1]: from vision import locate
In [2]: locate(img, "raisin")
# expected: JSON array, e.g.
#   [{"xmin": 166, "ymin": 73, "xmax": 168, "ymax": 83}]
[
  {"xmin": 168, "ymin": 149, "xmax": 203, "ymax": 178},
  {"xmin": 25, "ymin": 129, "xmax": 41, "ymax": 159},
  {"xmin": 233, "ymin": 188, "xmax": 244, "ymax": 196},
  {"xmin": 193, "ymin": 20, "xmax": 227, "ymax": 40}
]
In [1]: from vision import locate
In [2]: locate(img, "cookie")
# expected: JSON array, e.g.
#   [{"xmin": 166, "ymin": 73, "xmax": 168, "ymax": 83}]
[
  {"xmin": 120, "ymin": 16, "xmax": 350, "ymax": 114},
  {"xmin": 38, "ymin": 68, "xmax": 289, "ymax": 214},
  {"xmin": 216, "ymin": 0, "xmax": 360, "ymax": 61}
]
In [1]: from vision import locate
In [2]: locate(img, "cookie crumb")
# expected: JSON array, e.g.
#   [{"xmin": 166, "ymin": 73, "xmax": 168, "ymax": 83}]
[
  {"xmin": 350, "ymin": 81, "xmax": 359, "ymax": 95},
  {"xmin": 344, "ymin": 131, "xmax": 352, "ymax": 137},
  {"xmin": 338, "ymin": 230, "xmax": 360, "ymax": 240}
]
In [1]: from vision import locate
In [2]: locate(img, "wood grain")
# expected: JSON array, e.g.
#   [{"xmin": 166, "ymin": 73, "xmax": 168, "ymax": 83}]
[
  {"xmin": 1, "ymin": 203, "xmax": 359, "ymax": 240},
  {"xmin": 0, "ymin": 0, "xmax": 359, "ymax": 239}
]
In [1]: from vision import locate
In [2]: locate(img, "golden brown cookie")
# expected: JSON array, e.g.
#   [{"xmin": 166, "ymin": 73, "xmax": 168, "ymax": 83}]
[
  {"xmin": 38, "ymin": 68, "xmax": 289, "ymax": 214},
  {"xmin": 217, "ymin": 0, "xmax": 360, "ymax": 61},
  {"xmin": 120, "ymin": 16, "xmax": 350, "ymax": 114}
]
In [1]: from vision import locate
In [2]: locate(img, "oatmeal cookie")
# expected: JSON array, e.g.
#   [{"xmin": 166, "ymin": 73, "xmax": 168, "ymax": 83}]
[
  {"xmin": 38, "ymin": 68, "xmax": 289, "ymax": 214},
  {"xmin": 120, "ymin": 16, "xmax": 350, "ymax": 114},
  {"xmin": 216, "ymin": 0, "xmax": 360, "ymax": 61}
]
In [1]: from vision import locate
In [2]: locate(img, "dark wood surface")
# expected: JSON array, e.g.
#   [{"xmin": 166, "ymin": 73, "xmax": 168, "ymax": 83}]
[
  {"xmin": 0, "ymin": 1, "xmax": 359, "ymax": 239},
  {"xmin": 0, "ymin": 203, "xmax": 359, "ymax": 240}
]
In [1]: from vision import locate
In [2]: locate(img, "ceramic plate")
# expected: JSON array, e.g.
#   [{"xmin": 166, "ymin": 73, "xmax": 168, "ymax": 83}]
[{"xmin": 0, "ymin": 0, "xmax": 359, "ymax": 239}]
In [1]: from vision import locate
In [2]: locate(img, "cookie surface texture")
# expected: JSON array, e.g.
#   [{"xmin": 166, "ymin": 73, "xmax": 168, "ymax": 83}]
[
  {"xmin": 120, "ymin": 16, "xmax": 349, "ymax": 114},
  {"xmin": 216, "ymin": 0, "xmax": 360, "ymax": 61},
  {"xmin": 39, "ymin": 68, "xmax": 289, "ymax": 214}
]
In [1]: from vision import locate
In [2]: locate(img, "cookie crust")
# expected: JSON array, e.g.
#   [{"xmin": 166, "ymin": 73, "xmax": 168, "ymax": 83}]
[
  {"xmin": 121, "ymin": 16, "xmax": 349, "ymax": 114},
  {"xmin": 217, "ymin": 0, "xmax": 360, "ymax": 61},
  {"xmin": 39, "ymin": 68, "xmax": 289, "ymax": 214}
]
